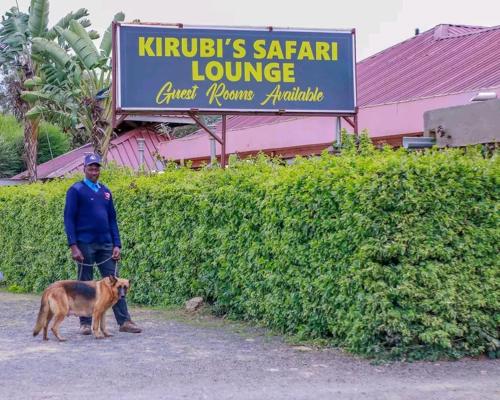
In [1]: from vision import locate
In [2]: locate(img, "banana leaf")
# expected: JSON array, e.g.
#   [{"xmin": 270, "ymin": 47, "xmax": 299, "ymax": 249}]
[
  {"xmin": 28, "ymin": 0, "xmax": 49, "ymax": 37},
  {"xmin": 45, "ymin": 8, "xmax": 89, "ymax": 41},
  {"xmin": 32, "ymin": 37, "xmax": 71, "ymax": 67},
  {"xmin": 100, "ymin": 12, "xmax": 125, "ymax": 57}
]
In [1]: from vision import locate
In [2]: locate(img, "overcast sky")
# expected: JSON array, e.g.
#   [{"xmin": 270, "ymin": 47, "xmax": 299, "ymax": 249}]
[{"xmin": 2, "ymin": 0, "xmax": 499, "ymax": 60}]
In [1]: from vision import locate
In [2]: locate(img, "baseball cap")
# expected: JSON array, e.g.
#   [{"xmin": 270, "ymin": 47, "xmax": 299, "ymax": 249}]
[{"xmin": 84, "ymin": 153, "xmax": 102, "ymax": 166}]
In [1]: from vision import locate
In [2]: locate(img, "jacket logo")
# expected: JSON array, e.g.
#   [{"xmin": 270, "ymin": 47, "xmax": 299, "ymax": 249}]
[{"xmin": 104, "ymin": 192, "xmax": 111, "ymax": 200}]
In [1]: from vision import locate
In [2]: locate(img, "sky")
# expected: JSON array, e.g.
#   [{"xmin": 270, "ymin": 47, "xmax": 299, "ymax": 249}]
[{"xmin": 1, "ymin": 0, "xmax": 499, "ymax": 60}]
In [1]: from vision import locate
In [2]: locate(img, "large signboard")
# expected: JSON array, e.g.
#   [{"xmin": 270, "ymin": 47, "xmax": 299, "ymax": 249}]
[{"xmin": 115, "ymin": 24, "xmax": 356, "ymax": 114}]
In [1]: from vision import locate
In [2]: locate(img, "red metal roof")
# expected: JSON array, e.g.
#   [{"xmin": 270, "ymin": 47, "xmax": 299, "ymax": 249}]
[
  {"xmin": 358, "ymin": 24, "xmax": 500, "ymax": 106},
  {"xmin": 211, "ymin": 115, "xmax": 301, "ymax": 134},
  {"xmin": 182, "ymin": 24, "xmax": 500, "ymax": 141},
  {"xmin": 13, "ymin": 127, "xmax": 168, "ymax": 180}
]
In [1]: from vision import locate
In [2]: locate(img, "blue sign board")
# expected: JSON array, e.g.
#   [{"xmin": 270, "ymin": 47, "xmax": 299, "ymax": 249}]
[{"xmin": 116, "ymin": 24, "xmax": 356, "ymax": 114}]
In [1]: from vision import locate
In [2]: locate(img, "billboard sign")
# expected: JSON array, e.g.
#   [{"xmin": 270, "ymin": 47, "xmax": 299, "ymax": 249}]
[{"xmin": 115, "ymin": 24, "xmax": 356, "ymax": 114}]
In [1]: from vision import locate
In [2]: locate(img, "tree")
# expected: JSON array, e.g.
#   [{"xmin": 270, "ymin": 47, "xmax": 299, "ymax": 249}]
[
  {"xmin": 0, "ymin": 1, "xmax": 89, "ymax": 181},
  {"xmin": 22, "ymin": 12, "xmax": 125, "ymax": 158}
]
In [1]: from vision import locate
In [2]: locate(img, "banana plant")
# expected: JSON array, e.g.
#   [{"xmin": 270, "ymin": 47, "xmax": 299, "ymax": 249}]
[
  {"xmin": 24, "ymin": 12, "xmax": 125, "ymax": 157},
  {"xmin": 0, "ymin": 0, "xmax": 90, "ymax": 181}
]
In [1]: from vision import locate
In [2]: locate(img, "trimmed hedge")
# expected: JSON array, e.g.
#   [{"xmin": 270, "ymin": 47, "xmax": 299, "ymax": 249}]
[{"xmin": 0, "ymin": 147, "xmax": 498, "ymax": 360}]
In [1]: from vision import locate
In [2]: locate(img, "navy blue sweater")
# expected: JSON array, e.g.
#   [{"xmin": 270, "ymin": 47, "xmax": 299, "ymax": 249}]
[{"xmin": 64, "ymin": 181, "xmax": 121, "ymax": 247}]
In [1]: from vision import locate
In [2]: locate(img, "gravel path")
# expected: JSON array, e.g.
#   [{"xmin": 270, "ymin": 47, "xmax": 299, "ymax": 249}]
[{"xmin": 0, "ymin": 290, "xmax": 498, "ymax": 400}]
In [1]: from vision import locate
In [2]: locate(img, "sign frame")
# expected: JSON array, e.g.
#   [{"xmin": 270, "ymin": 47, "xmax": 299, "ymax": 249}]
[{"xmin": 112, "ymin": 22, "xmax": 359, "ymax": 166}]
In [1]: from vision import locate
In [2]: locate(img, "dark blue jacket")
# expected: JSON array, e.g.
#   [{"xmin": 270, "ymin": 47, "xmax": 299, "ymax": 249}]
[{"xmin": 64, "ymin": 181, "xmax": 121, "ymax": 247}]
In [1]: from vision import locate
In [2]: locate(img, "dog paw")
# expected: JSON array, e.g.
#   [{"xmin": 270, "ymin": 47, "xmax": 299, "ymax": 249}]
[{"xmin": 103, "ymin": 332, "xmax": 114, "ymax": 338}]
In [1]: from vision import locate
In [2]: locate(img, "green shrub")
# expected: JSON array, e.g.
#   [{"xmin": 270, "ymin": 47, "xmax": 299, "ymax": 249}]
[
  {"xmin": 0, "ymin": 114, "xmax": 69, "ymax": 176},
  {"xmin": 37, "ymin": 122, "xmax": 70, "ymax": 165},
  {"xmin": 0, "ymin": 135, "xmax": 22, "ymax": 177},
  {"xmin": 0, "ymin": 148, "xmax": 498, "ymax": 360},
  {"xmin": 0, "ymin": 114, "xmax": 23, "ymax": 177}
]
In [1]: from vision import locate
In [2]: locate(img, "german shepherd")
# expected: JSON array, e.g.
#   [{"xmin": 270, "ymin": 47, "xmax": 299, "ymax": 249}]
[{"xmin": 33, "ymin": 276, "xmax": 130, "ymax": 341}]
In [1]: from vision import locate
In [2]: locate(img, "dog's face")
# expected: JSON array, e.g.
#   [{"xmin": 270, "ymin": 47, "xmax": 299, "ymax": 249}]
[{"xmin": 107, "ymin": 276, "xmax": 131, "ymax": 298}]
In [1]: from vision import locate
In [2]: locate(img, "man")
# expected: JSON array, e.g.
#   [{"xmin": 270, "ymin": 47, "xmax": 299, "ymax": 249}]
[{"xmin": 64, "ymin": 153, "xmax": 141, "ymax": 335}]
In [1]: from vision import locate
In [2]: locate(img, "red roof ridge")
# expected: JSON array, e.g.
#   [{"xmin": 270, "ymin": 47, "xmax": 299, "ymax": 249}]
[
  {"xmin": 435, "ymin": 24, "xmax": 500, "ymax": 41},
  {"xmin": 360, "ymin": 23, "xmax": 491, "ymax": 63},
  {"xmin": 438, "ymin": 23, "xmax": 486, "ymax": 29}
]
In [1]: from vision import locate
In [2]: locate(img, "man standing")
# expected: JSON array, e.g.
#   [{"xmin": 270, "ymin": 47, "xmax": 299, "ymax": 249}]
[{"xmin": 64, "ymin": 154, "xmax": 141, "ymax": 335}]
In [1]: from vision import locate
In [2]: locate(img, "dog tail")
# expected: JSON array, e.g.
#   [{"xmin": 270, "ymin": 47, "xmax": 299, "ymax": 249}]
[{"xmin": 33, "ymin": 293, "xmax": 49, "ymax": 337}]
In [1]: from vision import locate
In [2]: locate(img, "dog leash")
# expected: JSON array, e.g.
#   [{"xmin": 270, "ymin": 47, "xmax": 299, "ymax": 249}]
[{"xmin": 76, "ymin": 257, "xmax": 119, "ymax": 280}]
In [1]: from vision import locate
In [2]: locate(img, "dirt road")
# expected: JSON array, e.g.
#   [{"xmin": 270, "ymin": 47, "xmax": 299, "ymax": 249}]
[{"xmin": 0, "ymin": 290, "xmax": 498, "ymax": 400}]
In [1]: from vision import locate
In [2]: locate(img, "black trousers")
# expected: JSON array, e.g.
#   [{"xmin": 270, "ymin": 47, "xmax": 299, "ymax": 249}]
[{"xmin": 76, "ymin": 242, "xmax": 131, "ymax": 326}]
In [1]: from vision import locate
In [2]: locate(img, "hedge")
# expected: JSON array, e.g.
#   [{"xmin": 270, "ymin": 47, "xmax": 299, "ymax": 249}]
[
  {"xmin": 0, "ymin": 146, "xmax": 498, "ymax": 360},
  {"xmin": 0, "ymin": 114, "xmax": 70, "ymax": 177}
]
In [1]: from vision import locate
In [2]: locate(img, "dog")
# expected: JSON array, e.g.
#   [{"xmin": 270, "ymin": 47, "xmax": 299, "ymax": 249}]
[{"xmin": 33, "ymin": 275, "xmax": 130, "ymax": 341}]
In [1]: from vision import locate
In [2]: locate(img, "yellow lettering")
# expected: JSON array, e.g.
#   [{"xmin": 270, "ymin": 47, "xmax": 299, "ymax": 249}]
[
  {"xmin": 138, "ymin": 37, "xmax": 155, "ymax": 56},
  {"xmin": 267, "ymin": 40, "xmax": 284, "ymax": 59},
  {"xmin": 206, "ymin": 82, "xmax": 254, "ymax": 106},
  {"xmin": 181, "ymin": 38, "xmax": 198, "ymax": 57},
  {"xmin": 233, "ymin": 39, "xmax": 246, "ymax": 59},
  {"xmin": 164, "ymin": 37, "xmax": 180, "ymax": 57},
  {"xmin": 200, "ymin": 38, "xmax": 216, "ymax": 57},
  {"xmin": 156, "ymin": 81, "xmax": 172, "ymax": 103},
  {"xmin": 261, "ymin": 85, "xmax": 325, "ymax": 106},
  {"xmin": 331, "ymin": 42, "xmax": 338, "ymax": 61},
  {"xmin": 261, "ymin": 85, "xmax": 281, "ymax": 106},
  {"xmin": 192, "ymin": 61, "xmax": 204, "ymax": 81},
  {"xmin": 298, "ymin": 41, "xmax": 314, "ymax": 60},
  {"xmin": 155, "ymin": 81, "xmax": 199, "ymax": 104},
  {"xmin": 217, "ymin": 38, "xmax": 223, "ymax": 58},
  {"xmin": 315, "ymin": 42, "xmax": 330, "ymax": 60},
  {"xmin": 282, "ymin": 63, "xmax": 295, "ymax": 82},
  {"xmin": 155, "ymin": 37, "xmax": 162, "ymax": 56},
  {"xmin": 244, "ymin": 62, "xmax": 262, "ymax": 82},
  {"xmin": 285, "ymin": 41, "xmax": 297, "ymax": 59},
  {"xmin": 205, "ymin": 61, "xmax": 224, "ymax": 81},
  {"xmin": 263, "ymin": 63, "xmax": 281, "ymax": 83},
  {"xmin": 225, "ymin": 61, "xmax": 242, "ymax": 82},
  {"xmin": 253, "ymin": 40, "xmax": 267, "ymax": 59}
]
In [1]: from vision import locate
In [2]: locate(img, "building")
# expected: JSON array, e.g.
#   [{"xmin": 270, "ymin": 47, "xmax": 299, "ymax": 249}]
[
  {"xmin": 12, "ymin": 114, "xmax": 195, "ymax": 180},
  {"xmin": 12, "ymin": 24, "xmax": 500, "ymax": 177},
  {"xmin": 159, "ymin": 24, "xmax": 500, "ymax": 165},
  {"xmin": 13, "ymin": 127, "xmax": 169, "ymax": 180}
]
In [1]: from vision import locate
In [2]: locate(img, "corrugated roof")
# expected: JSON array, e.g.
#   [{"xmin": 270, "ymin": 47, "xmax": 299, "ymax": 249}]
[
  {"xmin": 358, "ymin": 24, "xmax": 500, "ymax": 106},
  {"xmin": 13, "ymin": 128, "xmax": 168, "ymax": 180},
  {"xmin": 212, "ymin": 115, "xmax": 301, "ymax": 134},
  {"xmin": 180, "ymin": 24, "xmax": 500, "ymax": 142}
]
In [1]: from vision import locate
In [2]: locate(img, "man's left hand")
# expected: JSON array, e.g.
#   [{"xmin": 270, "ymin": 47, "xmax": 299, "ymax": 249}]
[{"xmin": 112, "ymin": 246, "xmax": 121, "ymax": 260}]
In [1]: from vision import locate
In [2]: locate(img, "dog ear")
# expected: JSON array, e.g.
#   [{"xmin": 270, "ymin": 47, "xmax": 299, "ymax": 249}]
[{"xmin": 109, "ymin": 275, "xmax": 118, "ymax": 286}]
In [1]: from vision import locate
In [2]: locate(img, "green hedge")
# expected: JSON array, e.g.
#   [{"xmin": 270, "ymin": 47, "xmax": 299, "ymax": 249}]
[
  {"xmin": 0, "ymin": 147, "xmax": 498, "ymax": 360},
  {"xmin": 0, "ymin": 114, "xmax": 70, "ymax": 177}
]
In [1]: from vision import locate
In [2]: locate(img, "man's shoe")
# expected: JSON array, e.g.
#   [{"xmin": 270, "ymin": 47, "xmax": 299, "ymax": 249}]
[
  {"xmin": 119, "ymin": 320, "xmax": 142, "ymax": 333},
  {"xmin": 79, "ymin": 325, "xmax": 92, "ymax": 335}
]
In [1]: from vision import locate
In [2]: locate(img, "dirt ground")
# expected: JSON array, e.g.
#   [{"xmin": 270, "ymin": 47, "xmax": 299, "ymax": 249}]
[{"xmin": 0, "ymin": 290, "xmax": 498, "ymax": 400}]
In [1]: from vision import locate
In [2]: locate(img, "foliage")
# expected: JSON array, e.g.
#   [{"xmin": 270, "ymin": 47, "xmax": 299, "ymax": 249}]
[
  {"xmin": 37, "ymin": 121, "xmax": 70, "ymax": 164},
  {"xmin": 0, "ymin": 113, "xmax": 68, "ymax": 176},
  {"xmin": 25, "ymin": 12, "xmax": 125, "ymax": 156},
  {"xmin": 0, "ymin": 2, "xmax": 91, "ymax": 181},
  {"xmin": 0, "ymin": 148, "xmax": 498, "ymax": 360}
]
